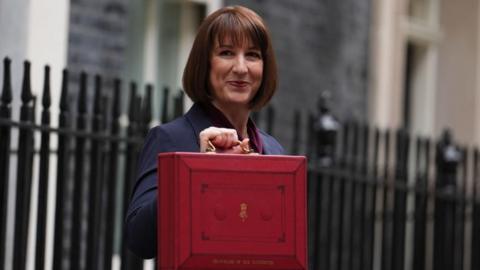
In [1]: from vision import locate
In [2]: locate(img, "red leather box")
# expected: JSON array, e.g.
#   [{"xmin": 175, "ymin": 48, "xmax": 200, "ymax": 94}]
[{"xmin": 158, "ymin": 152, "xmax": 307, "ymax": 270}]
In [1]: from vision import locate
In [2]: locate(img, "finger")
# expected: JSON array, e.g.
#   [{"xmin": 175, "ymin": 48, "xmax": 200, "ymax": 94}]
[
  {"xmin": 224, "ymin": 145, "xmax": 245, "ymax": 154},
  {"xmin": 212, "ymin": 129, "xmax": 239, "ymax": 148},
  {"xmin": 199, "ymin": 127, "xmax": 222, "ymax": 152},
  {"xmin": 223, "ymin": 128, "xmax": 239, "ymax": 148},
  {"xmin": 239, "ymin": 138, "xmax": 253, "ymax": 154},
  {"xmin": 221, "ymin": 139, "xmax": 249, "ymax": 155},
  {"xmin": 199, "ymin": 127, "xmax": 239, "ymax": 152},
  {"xmin": 211, "ymin": 133, "xmax": 226, "ymax": 147},
  {"xmin": 211, "ymin": 132, "xmax": 230, "ymax": 148},
  {"xmin": 240, "ymin": 138, "xmax": 249, "ymax": 148}
]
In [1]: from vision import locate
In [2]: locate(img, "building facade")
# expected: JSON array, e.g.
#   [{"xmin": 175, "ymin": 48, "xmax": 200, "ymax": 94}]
[
  {"xmin": 369, "ymin": 0, "xmax": 480, "ymax": 147},
  {"xmin": 1, "ymin": 1, "xmax": 480, "ymax": 270}
]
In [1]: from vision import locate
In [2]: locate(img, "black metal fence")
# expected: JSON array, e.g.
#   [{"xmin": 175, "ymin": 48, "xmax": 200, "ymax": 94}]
[
  {"xmin": 306, "ymin": 105, "xmax": 480, "ymax": 270},
  {"xmin": 1, "ymin": 57, "xmax": 479, "ymax": 270},
  {"xmin": 0, "ymin": 58, "xmax": 186, "ymax": 270}
]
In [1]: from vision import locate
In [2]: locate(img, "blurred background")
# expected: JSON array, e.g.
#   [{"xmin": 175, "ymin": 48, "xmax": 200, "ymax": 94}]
[
  {"xmin": 1, "ymin": 0, "xmax": 479, "ymax": 149},
  {"xmin": 0, "ymin": 0, "xmax": 479, "ymax": 270}
]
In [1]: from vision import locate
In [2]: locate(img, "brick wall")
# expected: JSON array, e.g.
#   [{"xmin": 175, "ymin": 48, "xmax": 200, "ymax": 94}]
[{"xmin": 67, "ymin": 0, "xmax": 130, "ymax": 109}]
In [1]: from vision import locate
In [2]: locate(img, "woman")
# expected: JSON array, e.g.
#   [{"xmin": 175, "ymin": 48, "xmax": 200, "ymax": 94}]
[{"xmin": 125, "ymin": 5, "xmax": 284, "ymax": 259}]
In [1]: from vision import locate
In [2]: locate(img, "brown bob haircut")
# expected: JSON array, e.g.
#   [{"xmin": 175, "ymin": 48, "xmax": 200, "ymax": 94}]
[{"xmin": 182, "ymin": 5, "xmax": 277, "ymax": 111}]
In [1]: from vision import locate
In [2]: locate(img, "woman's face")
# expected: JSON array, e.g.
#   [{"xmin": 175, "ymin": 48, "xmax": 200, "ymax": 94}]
[{"xmin": 209, "ymin": 37, "xmax": 263, "ymax": 110}]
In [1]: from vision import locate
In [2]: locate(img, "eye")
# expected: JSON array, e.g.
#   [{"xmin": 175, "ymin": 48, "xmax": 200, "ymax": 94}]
[
  {"xmin": 246, "ymin": 51, "xmax": 262, "ymax": 60},
  {"xmin": 219, "ymin": 50, "xmax": 234, "ymax": 56}
]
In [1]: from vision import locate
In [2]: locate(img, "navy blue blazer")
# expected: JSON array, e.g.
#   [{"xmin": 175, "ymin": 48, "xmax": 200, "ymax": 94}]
[{"xmin": 125, "ymin": 103, "xmax": 284, "ymax": 259}]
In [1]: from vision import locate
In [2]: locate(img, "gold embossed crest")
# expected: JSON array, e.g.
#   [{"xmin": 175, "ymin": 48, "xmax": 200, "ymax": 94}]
[{"xmin": 239, "ymin": 203, "xmax": 248, "ymax": 222}]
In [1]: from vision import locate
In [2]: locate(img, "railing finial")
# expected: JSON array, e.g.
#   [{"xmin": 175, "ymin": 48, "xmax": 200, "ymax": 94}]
[
  {"xmin": 59, "ymin": 69, "xmax": 69, "ymax": 111},
  {"xmin": 42, "ymin": 65, "xmax": 51, "ymax": 109},
  {"xmin": 21, "ymin": 60, "xmax": 33, "ymax": 104},
  {"xmin": 1, "ymin": 57, "xmax": 12, "ymax": 105}
]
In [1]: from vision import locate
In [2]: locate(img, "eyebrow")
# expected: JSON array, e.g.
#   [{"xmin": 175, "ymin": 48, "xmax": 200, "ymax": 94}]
[{"xmin": 217, "ymin": 44, "xmax": 260, "ymax": 50}]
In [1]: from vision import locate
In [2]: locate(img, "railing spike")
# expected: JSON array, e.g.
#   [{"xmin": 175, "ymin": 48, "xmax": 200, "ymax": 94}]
[
  {"xmin": 112, "ymin": 78, "xmax": 121, "ymax": 119},
  {"xmin": 128, "ymin": 82, "xmax": 137, "ymax": 120},
  {"xmin": 32, "ymin": 95, "xmax": 37, "ymax": 122},
  {"xmin": 101, "ymin": 95, "xmax": 109, "ymax": 124},
  {"xmin": 135, "ymin": 96, "xmax": 142, "ymax": 124},
  {"xmin": 42, "ymin": 65, "xmax": 51, "ymax": 109},
  {"xmin": 161, "ymin": 86, "xmax": 169, "ymax": 123},
  {"xmin": 52, "ymin": 68, "xmax": 70, "ymax": 270},
  {"xmin": 59, "ymin": 69, "xmax": 69, "ymax": 111},
  {"xmin": 78, "ymin": 71, "xmax": 87, "ymax": 114},
  {"xmin": 21, "ymin": 61, "xmax": 33, "ymax": 104},
  {"xmin": 143, "ymin": 84, "xmax": 153, "ymax": 126},
  {"xmin": 93, "ymin": 74, "xmax": 102, "ymax": 114},
  {"xmin": 1, "ymin": 57, "xmax": 12, "ymax": 105},
  {"xmin": 173, "ymin": 90, "xmax": 184, "ymax": 119}
]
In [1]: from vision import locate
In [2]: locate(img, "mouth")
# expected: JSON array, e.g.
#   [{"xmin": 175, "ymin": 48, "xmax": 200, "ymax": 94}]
[{"xmin": 227, "ymin": 80, "xmax": 250, "ymax": 88}]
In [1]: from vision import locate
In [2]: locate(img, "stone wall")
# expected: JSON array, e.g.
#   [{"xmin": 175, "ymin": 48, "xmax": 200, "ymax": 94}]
[{"xmin": 225, "ymin": 0, "xmax": 371, "ymax": 152}]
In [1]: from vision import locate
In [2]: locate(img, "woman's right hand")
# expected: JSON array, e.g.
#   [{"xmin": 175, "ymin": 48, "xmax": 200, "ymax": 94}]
[{"xmin": 199, "ymin": 127, "xmax": 251, "ymax": 154}]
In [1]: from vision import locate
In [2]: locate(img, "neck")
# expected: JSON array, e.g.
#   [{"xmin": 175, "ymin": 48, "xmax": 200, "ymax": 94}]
[{"xmin": 212, "ymin": 101, "xmax": 250, "ymax": 138}]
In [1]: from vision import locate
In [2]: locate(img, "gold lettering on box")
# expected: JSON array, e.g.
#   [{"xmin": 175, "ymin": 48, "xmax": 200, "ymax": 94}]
[
  {"xmin": 212, "ymin": 259, "xmax": 235, "ymax": 265},
  {"xmin": 252, "ymin": 260, "xmax": 274, "ymax": 265}
]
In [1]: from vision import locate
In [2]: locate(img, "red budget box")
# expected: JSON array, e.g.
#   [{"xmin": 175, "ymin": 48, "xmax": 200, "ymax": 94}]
[{"xmin": 158, "ymin": 152, "xmax": 307, "ymax": 270}]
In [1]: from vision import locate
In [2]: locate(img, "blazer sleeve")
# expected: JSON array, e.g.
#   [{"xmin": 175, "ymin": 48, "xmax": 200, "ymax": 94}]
[{"xmin": 125, "ymin": 126, "xmax": 174, "ymax": 259}]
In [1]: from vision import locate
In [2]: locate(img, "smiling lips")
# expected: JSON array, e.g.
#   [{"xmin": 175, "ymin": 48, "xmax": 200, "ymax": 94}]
[{"xmin": 228, "ymin": 80, "xmax": 250, "ymax": 88}]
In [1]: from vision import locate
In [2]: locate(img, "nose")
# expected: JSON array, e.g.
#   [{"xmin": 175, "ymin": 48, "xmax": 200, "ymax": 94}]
[{"xmin": 232, "ymin": 55, "xmax": 248, "ymax": 74}]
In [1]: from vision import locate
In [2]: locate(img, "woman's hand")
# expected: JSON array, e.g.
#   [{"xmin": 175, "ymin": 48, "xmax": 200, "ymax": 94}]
[{"xmin": 199, "ymin": 127, "xmax": 253, "ymax": 154}]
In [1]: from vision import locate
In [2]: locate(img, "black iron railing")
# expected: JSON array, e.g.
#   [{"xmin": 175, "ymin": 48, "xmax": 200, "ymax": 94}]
[
  {"xmin": 0, "ymin": 57, "xmax": 186, "ymax": 270},
  {"xmin": 306, "ymin": 118, "xmax": 480, "ymax": 270},
  {"xmin": 0, "ymin": 57, "xmax": 479, "ymax": 270}
]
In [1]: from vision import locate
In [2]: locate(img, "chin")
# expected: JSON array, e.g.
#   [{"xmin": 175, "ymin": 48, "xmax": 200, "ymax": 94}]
[
  {"xmin": 217, "ymin": 98, "xmax": 250, "ymax": 109},
  {"xmin": 227, "ymin": 101, "xmax": 250, "ymax": 108},
  {"xmin": 223, "ymin": 94, "xmax": 250, "ymax": 104}
]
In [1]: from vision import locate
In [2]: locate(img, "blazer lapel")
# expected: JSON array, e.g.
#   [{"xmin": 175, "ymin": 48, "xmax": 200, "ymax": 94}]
[{"xmin": 184, "ymin": 103, "xmax": 213, "ymax": 148}]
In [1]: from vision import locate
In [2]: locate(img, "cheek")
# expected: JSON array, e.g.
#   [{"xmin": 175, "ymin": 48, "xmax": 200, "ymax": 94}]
[
  {"xmin": 210, "ymin": 61, "xmax": 228, "ymax": 79},
  {"xmin": 209, "ymin": 63, "xmax": 221, "ymax": 83},
  {"xmin": 252, "ymin": 64, "xmax": 263, "ymax": 81}
]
